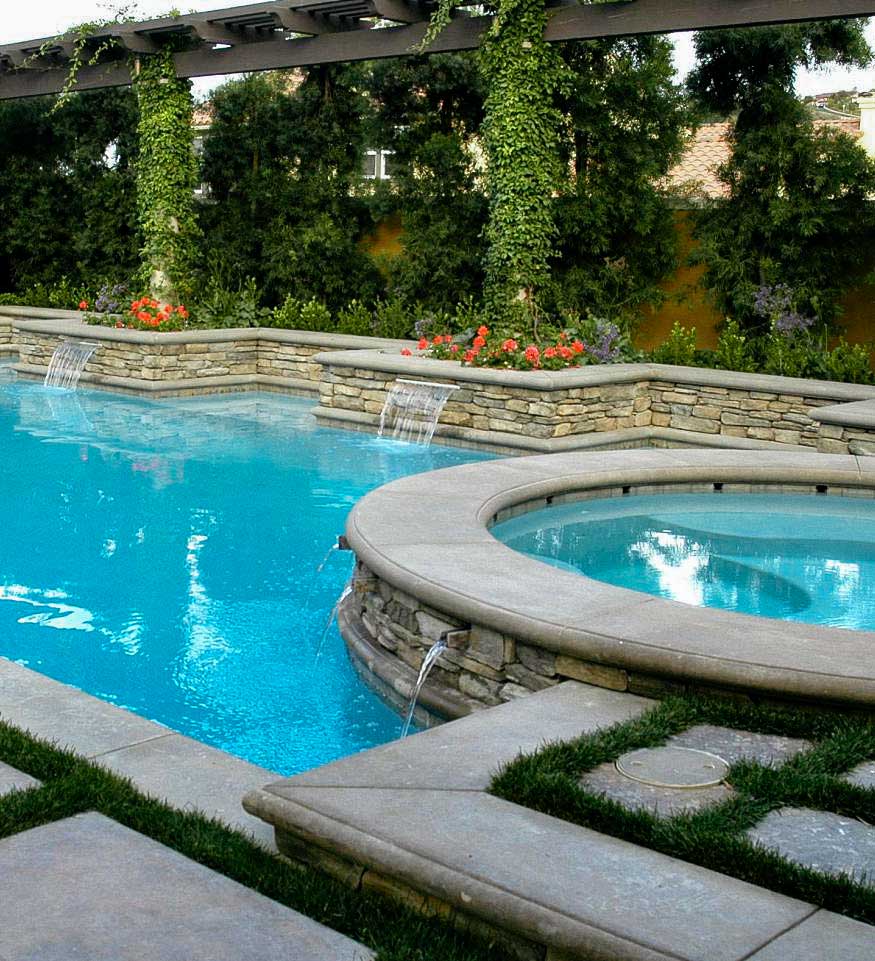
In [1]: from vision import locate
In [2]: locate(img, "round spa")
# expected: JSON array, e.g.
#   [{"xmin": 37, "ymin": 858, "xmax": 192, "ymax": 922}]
[{"xmin": 341, "ymin": 449, "xmax": 875, "ymax": 713}]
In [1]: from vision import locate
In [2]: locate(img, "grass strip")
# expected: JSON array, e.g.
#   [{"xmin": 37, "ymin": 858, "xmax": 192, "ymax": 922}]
[
  {"xmin": 0, "ymin": 720, "xmax": 505, "ymax": 961},
  {"xmin": 491, "ymin": 693, "xmax": 875, "ymax": 924}
]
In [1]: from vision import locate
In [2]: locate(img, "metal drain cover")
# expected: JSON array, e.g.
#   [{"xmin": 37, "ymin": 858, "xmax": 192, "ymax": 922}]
[{"xmin": 615, "ymin": 746, "xmax": 729, "ymax": 788}]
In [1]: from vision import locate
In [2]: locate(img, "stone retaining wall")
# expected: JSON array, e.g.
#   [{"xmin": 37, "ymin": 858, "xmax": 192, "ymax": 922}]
[
  {"xmin": 353, "ymin": 559, "xmax": 638, "ymax": 712},
  {"xmin": 315, "ymin": 351, "xmax": 871, "ymax": 453}
]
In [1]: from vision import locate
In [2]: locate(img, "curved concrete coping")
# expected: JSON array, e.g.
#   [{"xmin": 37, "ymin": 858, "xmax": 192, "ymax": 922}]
[
  {"xmin": 346, "ymin": 448, "xmax": 875, "ymax": 706},
  {"xmin": 315, "ymin": 347, "xmax": 875, "ymax": 402}
]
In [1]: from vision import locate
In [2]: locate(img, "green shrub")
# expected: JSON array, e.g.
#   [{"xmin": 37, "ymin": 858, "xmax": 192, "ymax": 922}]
[
  {"xmin": 715, "ymin": 319, "xmax": 756, "ymax": 372},
  {"xmin": 335, "ymin": 300, "xmax": 373, "ymax": 337},
  {"xmin": 298, "ymin": 298, "xmax": 333, "ymax": 332},
  {"xmin": 651, "ymin": 321, "xmax": 698, "ymax": 367},
  {"xmin": 372, "ymin": 298, "xmax": 412, "ymax": 339},
  {"xmin": 823, "ymin": 339, "xmax": 874, "ymax": 385},
  {"xmin": 191, "ymin": 277, "xmax": 268, "ymax": 329}
]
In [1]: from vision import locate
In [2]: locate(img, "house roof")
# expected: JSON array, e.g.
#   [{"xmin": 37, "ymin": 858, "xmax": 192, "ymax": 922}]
[{"xmin": 665, "ymin": 115, "xmax": 863, "ymax": 200}]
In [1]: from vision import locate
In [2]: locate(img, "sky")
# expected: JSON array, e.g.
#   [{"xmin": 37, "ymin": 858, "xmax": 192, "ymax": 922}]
[{"xmin": 1, "ymin": 1, "xmax": 874, "ymax": 99}]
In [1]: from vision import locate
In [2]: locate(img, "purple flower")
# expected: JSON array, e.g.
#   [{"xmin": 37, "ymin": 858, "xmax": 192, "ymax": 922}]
[
  {"xmin": 587, "ymin": 320, "xmax": 622, "ymax": 363},
  {"xmin": 752, "ymin": 285, "xmax": 813, "ymax": 337},
  {"xmin": 94, "ymin": 283, "xmax": 130, "ymax": 315}
]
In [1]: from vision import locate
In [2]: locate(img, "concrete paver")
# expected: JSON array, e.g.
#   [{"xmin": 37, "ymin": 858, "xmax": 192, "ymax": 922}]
[
  {"xmin": 94, "ymin": 732, "xmax": 276, "ymax": 847},
  {"xmin": 748, "ymin": 807, "xmax": 875, "ymax": 885},
  {"xmin": 843, "ymin": 759, "xmax": 875, "ymax": 790},
  {"xmin": 249, "ymin": 785, "xmax": 815, "ymax": 961},
  {"xmin": 668, "ymin": 724, "xmax": 812, "ymax": 767},
  {"xmin": 580, "ymin": 761, "xmax": 734, "ymax": 816},
  {"xmin": 0, "ymin": 812, "xmax": 373, "ymax": 961},
  {"xmin": 0, "ymin": 761, "xmax": 39, "ymax": 798},
  {"xmin": 746, "ymin": 909, "xmax": 875, "ymax": 960},
  {"xmin": 271, "ymin": 681, "xmax": 652, "ymax": 793}
]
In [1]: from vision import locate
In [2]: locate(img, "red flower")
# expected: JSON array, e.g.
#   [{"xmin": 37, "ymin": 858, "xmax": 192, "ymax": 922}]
[
  {"xmin": 477, "ymin": 325, "xmax": 489, "ymax": 337},
  {"xmin": 524, "ymin": 345, "xmax": 540, "ymax": 366},
  {"xmin": 472, "ymin": 335, "xmax": 486, "ymax": 349},
  {"xmin": 78, "ymin": 300, "xmax": 88, "ymax": 310},
  {"xmin": 400, "ymin": 347, "xmax": 412, "ymax": 356},
  {"xmin": 136, "ymin": 311, "xmax": 151, "ymax": 322},
  {"xmin": 176, "ymin": 305, "xmax": 186, "ymax": 315},
  {"xmin": 463, "ymin": 349, "xmax": 476, "ymax": 363},
  {"xmin": 450, "ymin": 344, "xmax": 460, "ymax": 353},
  {"xmin": 156, "ymin": 312, "xmax": 168, "ymax": 323},
  {"xmin": 572, "ymin": 340, "xmax": 584, "ymax": 354},
  {"xmin": 432, "ymin": 335, "xmax": 443, "ymax": 345},
  {"xmin": 502, "ymin": 338, "xmax": 518, "ymax": 352},
  {"xmin": 417, "ymin": 337, "xmax": 428, "ymax": 350},
  {"xmin": 544, "ymin": 347, "xmax": 557, "ymax": 359},
  {"xmin": 559, "ymin": 345, "xmax": 573, "ymax": 360}
]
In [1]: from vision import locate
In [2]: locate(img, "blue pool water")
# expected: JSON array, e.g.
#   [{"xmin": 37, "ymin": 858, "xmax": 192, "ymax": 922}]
[
  {"xmin": 0, "ymin": 379, "xmax": 487, "ymax": 774},
  {"xmin": 492, "ymin": 492, "xmax": 875, "ymax": 630}
]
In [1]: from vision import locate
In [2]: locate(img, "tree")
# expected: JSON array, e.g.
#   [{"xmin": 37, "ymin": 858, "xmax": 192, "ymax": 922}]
[
  {"xmin": 688, "ymin": 22, "xmax": 875, "ymax": 329},
  {"xmin": 199, "ymin": 68, "xmax": 382, "ymax": 310},
  {"xmin": 551, "ymin": 35, "xmax": 694, "ymax": 326},
  {"xmin": 0, "ymin": 89, "xmax": 139, "ymax": 295},
  {"xmin": 366, "ymin": 53, "xmax": 488, "ymax": 311}
]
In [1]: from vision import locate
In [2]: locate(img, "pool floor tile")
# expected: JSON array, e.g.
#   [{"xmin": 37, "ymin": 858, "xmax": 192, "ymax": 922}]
[
  {"xmin": 0, "ymin": 812, "xmax": 372, "ymax": 961},
  {"xmin": 747, "ymin": 807, "xmax": 875, "ymax": 885},
  {"xmin": 0, "ymin": 761, "xmax": 39, "ymax": 798}
]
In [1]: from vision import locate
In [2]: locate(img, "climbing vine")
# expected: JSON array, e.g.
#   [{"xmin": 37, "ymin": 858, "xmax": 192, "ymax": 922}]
[
  {"xmin": 423, "ymin": 0, "xmax": 568, "ymax": 332},
  {"xmin": 132, "ymin": 48, "xmax": 201, "ymax": 301}
]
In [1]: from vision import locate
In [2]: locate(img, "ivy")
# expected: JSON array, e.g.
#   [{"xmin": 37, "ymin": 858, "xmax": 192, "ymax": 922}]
[{"xmin": 132, "ymin": 49, "xmax": 201, "ymax": 301}]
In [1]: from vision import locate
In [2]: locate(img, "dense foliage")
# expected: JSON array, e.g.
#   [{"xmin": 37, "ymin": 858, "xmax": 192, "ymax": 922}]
[
  {"xmin": 199, "ymin": 68, "xmax": 381, "ymax": 311},
  {"xmin": 366, "ymin": 53, "xmax": 488, "ymax": 311},
  {"xmin": 550, "ymin": 35, "xmax": 694, "ymax": 326},
  {"xmin": 0, "ymin": 89, "xmax": 139, "ymax": 296},
  {"xmin": 689, "ymin": 22, "xmax": 875, "ymax": 330},
  {"xmin": 134, "ymin": 49, "xmax": 202, "ymax": 303}
]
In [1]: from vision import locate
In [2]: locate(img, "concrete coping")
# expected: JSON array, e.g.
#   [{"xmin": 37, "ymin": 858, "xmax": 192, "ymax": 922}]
[
  {"xmin": 345, "ymin": 448, "xmax": 875, "ymax": 706},
  {"xmin": 4, "ymin": 310, "xmax": 409, "ymax": 351},
  {"xmin": 811, "ymin": 398, "xmax": 875, "ymax": 429},
  {"xmin": 314, "ymin": 347, "xmax": 875, "ymax": 401}
]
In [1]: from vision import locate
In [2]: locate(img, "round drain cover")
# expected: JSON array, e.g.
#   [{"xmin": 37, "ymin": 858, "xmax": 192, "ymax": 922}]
[{"xmin": 615, "ymin": 746, "xmax": 729, "ymax": 788}]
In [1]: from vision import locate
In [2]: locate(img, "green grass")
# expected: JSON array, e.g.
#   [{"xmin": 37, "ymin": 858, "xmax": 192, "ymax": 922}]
[
  {"xmin": 490, "ymin": 694, "xmax": 875, "ymax": 923},
  {"xmin": 0, "ymin": 720, "xmax": 507, "ymax": 961}
]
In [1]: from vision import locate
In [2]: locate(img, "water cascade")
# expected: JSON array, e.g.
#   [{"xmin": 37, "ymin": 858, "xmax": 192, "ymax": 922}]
[
  {"xmin": 44, "ymin": 340, "xmax": 100, "ymax": 390},
  {"xmin": 314, "ymin": 581, "xmax": 353, "ymax": 661},
  {"xmin": 378, "ymin": 379, "xmax": 458, "ymax": 446},
  {"xmin": 400, "ymin": 637, "xmax": 448, "ymax": 738}
]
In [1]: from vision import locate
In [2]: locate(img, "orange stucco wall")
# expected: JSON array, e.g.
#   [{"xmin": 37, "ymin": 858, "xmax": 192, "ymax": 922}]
[{"xmin": 364, "ymin": 211, "xmax": 875, "ymax": 349}]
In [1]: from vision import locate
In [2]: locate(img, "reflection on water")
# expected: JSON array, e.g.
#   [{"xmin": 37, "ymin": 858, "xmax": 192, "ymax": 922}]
[
  {"xmin": 0, "ymin": 382, "xmax": 490, "ymax": 774},
  {"xmin": 495, "ymin": 493, "xmax": 875, "ymax": 630}
]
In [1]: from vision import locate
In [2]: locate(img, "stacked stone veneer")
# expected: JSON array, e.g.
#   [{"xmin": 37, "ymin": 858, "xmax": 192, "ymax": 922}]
[
  {"xmin": 318, "ymin": 360, "xmax": 861, "ymax": 450},
  {"xmin": 354, "ymin": 560, "xmax": 633, "ymax": 708}
]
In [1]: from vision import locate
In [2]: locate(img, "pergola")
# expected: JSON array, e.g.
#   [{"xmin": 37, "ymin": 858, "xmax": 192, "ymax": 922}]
[{"xmin": 2, "ymin": 0, "xmax": 875, "ymax": 100}]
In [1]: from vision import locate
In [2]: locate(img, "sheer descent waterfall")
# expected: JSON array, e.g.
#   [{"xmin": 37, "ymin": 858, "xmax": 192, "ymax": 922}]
[
  {"xmin": 44, "ymin": 340, "xmax": 100, "ymax": 390},
  {"xmin": 378, "ymin": 379, "xmax": 459, "ymax": 446}
]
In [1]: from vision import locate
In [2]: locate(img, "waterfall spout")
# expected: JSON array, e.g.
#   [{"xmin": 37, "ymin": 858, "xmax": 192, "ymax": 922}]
[
  {"xmin": 44, "ymin": 340, "xmax": 99, "ymax": 391},
  {"xmin": 400, "ymin": 637, "xmax": 448, "ymax": 737},
  {"xmin": 378, "ymin": 379, "xmax": 458, "ymax": 446}
]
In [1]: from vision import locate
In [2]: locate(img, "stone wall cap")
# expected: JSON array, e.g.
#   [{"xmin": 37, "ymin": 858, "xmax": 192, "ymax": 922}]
[{"xmin": 809, "ymin": 398, "xmax": 875, "ymax": 428}]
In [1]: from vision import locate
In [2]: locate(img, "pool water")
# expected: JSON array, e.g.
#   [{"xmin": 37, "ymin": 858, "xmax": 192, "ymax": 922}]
[
  {"xmin": 0, "ymin": 381, "xmax": 487, "ymax": 774},
  {"xmin": 492, "ymin": 492, "xmax": 875, "ymax": 630}
]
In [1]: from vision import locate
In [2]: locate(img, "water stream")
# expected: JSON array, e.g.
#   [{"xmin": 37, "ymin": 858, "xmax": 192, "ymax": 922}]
[
  {"xmin": 44, "ymin": 340, "xmax": 100, "ymax": 390},
  {"xmin": 378, "ymin": 379, "xmax": 458, "ymax": 446},
  {"xmin": 400, "ymin": 637, "xmax": 448, "ymax": 738}
]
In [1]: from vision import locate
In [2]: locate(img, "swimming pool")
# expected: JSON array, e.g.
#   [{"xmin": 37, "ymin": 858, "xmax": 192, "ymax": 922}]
[
  {"xmin": 492, "ymin": 492, "xmax": 875, "ymax": 630},
  {"xmin": 0, "ymin": 380, "xmax": 487, "ymax": 774}
]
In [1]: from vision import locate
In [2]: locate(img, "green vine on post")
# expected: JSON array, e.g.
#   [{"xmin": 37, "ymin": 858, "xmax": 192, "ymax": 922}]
[
  {"xmin": 133, "ymin": 48, "xmax": 201, "ymax": 302},
  {"xmin": 422, "ymin": 0, "xmax": 567, "ymax": 335}
]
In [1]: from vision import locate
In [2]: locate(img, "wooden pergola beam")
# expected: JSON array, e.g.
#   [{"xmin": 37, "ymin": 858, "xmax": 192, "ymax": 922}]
[{"xmin": 1, "ymin": 0, "xmax": 874, "ymax": 100}]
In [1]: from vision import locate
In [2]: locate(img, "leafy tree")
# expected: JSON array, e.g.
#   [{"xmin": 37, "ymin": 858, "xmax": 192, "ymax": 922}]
[
  {"xmin": 688, "ymin": 22, "xmax": 875, "ymax": 329},
  {"xmin": 199, "ymin": 68, "xmax": 382, "ymax": 310},
  {"xmin": 366, "ymin": 53, "xmax": 488, "ymax": 311},
  {"xmin": 0, "ymin": 89, "xmax": 139, "ymax": 294},
  {"xmin": 551, "ymin": 35, "xmax": 695, "ymax": 326}
]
